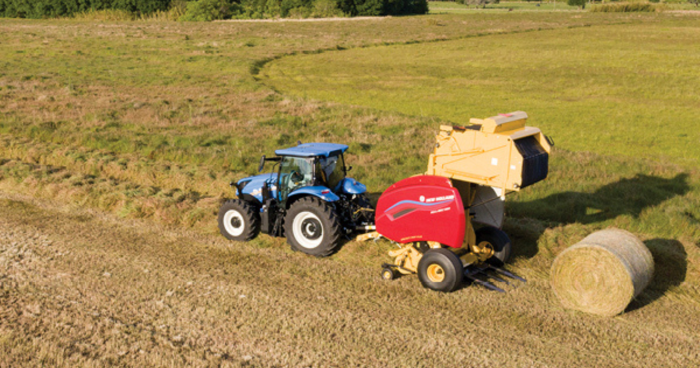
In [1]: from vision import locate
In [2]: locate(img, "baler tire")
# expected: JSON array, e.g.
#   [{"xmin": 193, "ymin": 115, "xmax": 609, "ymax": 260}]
[
  {"xmin": 218, "ymin": 199, "xmax": 260, "ymax": 241},
  {"xmin": 417, "ymin": 248, "xmax": 463, "ymax": 292},
  {"xmin": 475, "ymin": 226, "xmax": 512, "ymax": 266},
  {"xmin": 284, "ymin": 197, "xmax": 342, "ymax": 257},
  {"xmin": 381, "ymin": 267, "xmax": 397, "ymax": 281}
]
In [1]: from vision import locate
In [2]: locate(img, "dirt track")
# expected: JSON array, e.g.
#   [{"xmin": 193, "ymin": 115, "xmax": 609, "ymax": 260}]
[{"xmin": 216, "ymin": 16, "xmax": 386, "ymax": 23}]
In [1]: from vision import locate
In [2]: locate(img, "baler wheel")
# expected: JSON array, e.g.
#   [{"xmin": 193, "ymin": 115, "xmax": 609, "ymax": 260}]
[
  {"xmin": 475, "ymin": 227, "xmax": 512, "ymax": 266},
  {"xmin": 284, "ymin": 197, "xmax": 341, "ymax": 257},
  {"xmin": 217, "ymin": 199, "xmax": 260, "ymax": 241},
  {"xmin": 381, "ymin": 267, "xmax": 397, "ymax": 281},
  {"xmin": 417, "ymin": 248, "xmax": 463, "ymax": 292}
]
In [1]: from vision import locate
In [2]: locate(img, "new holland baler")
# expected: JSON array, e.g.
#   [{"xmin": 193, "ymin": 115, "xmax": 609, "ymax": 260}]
[{"xmin": 361, "ymin": 111, "xmax": 552, "ymax": 292}]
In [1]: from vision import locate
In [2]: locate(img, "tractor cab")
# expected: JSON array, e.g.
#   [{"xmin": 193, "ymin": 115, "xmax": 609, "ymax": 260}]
[
  {"xmin": 275, "ymin": 144, "xmax": 348, "ymax": 203},
  {"xmin": 248, "ymin": 143, "xmax": 366, "ymax": 206}
]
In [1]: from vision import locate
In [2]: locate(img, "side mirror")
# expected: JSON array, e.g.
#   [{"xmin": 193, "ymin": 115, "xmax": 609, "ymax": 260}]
[{"xmin": 258, "ymin": 155, "xmax": 266, "ymax": 172}]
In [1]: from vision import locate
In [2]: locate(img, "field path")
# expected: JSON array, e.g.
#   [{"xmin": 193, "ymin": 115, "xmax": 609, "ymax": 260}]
[{"xmin": 217, "ymin": 16, "xmax": 386, "ymax": 22}]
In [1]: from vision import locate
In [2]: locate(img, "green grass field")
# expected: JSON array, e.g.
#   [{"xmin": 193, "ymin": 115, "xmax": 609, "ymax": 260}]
[{"xmin": 1, "ymin": 9, "xmax": 700, "ymax": 367}]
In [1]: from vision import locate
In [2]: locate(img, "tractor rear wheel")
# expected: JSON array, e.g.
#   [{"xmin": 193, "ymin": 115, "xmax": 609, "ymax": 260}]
[
  {"xmin": 475, "ymin": 226, "xmax": 512, "ymax": 266},
  {"xmin": 218, "ymin": 199, "xmax": 260, "ymax": 241},
  {"xmin": 417, "ymin": 248, "xmax": 463, "ymax": 292},
  {"xmin": 284, "ymin": 197, "xmax": 341, "ymax": 257}
]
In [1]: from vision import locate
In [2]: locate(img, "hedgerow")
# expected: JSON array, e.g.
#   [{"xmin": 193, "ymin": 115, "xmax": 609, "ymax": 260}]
[
  {"xmin": 0, "ymin": 0, "xmax": 171, "ymax": 18},
  {"xmin": 0, "ymin": 0, "xmax": 428, "ymax": 19}
]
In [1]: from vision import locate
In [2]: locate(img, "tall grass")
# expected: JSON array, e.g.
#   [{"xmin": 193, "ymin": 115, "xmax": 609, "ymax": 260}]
[
  {"xmin": 71, "ymin": 0, "xmax": 187, "ymax": 21},
  {"xmin": 589, "ymin": 2, "xmax": 665, "ymax": 12},
  {"xmin": 72, "ymin": 9, "xmax": 136, "ymax": 21}
]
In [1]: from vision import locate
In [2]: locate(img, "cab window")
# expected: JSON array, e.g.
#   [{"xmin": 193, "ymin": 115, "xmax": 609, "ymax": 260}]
[
  {"xmin": 317, "ymin": 154, "xmax": 345, "ymax": 191},
  {"xmin": 279, "ymin": 157, "xmax": 314, "ymax": 200}
]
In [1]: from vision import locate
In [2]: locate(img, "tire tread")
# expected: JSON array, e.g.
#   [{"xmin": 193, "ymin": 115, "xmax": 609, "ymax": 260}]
[
  {"xmin": 284, "ymin": 197, "xmax": 342, "ymax": 257},
  {"xmin": 417, "ymin": 248, "xmax": 463, "ymax": 292},
  {"xmin": 218, "ymin": 199, "xmax": 260, "ymax": 241}
]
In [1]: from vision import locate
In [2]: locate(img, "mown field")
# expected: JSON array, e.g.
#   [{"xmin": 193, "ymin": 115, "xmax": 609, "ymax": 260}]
[{"xmin": 1, "ymin": 9, "xmax": 700, "ymax": 367}]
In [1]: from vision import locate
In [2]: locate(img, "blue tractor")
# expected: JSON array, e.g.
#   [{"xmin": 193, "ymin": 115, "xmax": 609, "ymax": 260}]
[{"xmin": 218, "ymin": 143, "xmax": 374, "ymax": 257}]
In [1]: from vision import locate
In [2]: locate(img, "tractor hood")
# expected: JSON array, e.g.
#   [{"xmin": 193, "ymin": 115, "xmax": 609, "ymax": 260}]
[
  {"xmin": 339, "ymin": 178, "xmax": 367, "ymax": 195},
  {"xmin": 236, "ymin": 173, "xmax": 278, "ymax": 204}
]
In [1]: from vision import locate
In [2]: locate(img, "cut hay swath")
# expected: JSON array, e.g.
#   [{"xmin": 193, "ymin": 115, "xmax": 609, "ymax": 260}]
[{"xmin": 550, "ymin": 229, "xmax": 654, "ymax": 317}]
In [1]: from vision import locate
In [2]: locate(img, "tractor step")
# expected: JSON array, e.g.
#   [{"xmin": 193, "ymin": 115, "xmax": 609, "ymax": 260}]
[{"xmin": 463, "ymin": 264, "xmax": 526, "ymax": 292}]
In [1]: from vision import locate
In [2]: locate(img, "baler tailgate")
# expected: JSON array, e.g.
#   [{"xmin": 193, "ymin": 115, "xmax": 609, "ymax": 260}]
[{"xmin": 514, "ymin": 135, "xmax": 549, "ymax": 189}]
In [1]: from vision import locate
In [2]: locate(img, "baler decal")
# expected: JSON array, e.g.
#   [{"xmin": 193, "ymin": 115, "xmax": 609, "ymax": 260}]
[
  {"xmin": 385, "ymin": 199, "xmax": 453, "ymax": 212},
  {"xmin": 384, "ymin": 199, "xmax": 454, "ymax": 221},
  {"xmin": 391, "ymin": 207, "xmax": 417, "ymax": 219}
]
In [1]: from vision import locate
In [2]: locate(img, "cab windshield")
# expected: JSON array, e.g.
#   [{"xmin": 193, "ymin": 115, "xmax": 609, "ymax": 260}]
[{"xmin": 316, "ymin": 154, "xmax": 345, "ymax": 191}]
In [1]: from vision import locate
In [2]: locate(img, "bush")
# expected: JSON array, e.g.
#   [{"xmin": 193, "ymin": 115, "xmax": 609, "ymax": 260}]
[
  {"xmin": 312, "ymin": 0, "xmax": 343, "ymax": 17},
  {"xmin": 180, "ymin": 0, "xmax": 240, "ymax": 21},
  {"xmin": 280, "ymin": 0, "xmax": 314, "ymax": 17},
  {"xmin": 337, "ymin": 0, "xmax": 428, "ymax": 15},
  {"xmin": 567, "ymin": 0, "xmax": 586, "ymax": 9}
]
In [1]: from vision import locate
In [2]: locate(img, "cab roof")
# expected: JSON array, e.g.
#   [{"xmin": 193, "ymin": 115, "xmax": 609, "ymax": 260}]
[{"xmin": 275, "ymin": 143, "xmax": 348, "ymax": 158}]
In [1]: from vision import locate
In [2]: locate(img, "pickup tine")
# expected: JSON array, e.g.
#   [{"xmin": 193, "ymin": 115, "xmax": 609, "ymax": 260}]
[
  {"xmin": 468, "ymin": 266, "xmax": 511, "ymax": 285},
  {"xmin": 485, "ymin": 272, "xmax": 510, "ymax": 285},
  {"xmin": 464, "ymin": 274, "xmax": 506, "ymax": 293},
  {"xmin": 487, "ymin": 264, "xmax": 527, "ymax": 283}
]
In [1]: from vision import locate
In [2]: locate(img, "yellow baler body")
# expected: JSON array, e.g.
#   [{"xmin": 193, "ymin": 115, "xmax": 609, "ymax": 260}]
[{"xmin": 427, "ymin": 111, "xmax": 551, "ymax": 197}]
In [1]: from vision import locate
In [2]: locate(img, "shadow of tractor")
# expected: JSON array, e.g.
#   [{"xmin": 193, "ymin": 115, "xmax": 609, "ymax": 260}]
[{"xmin": 505, "ymin": 173, "xmax": 690, "ymax": 259}]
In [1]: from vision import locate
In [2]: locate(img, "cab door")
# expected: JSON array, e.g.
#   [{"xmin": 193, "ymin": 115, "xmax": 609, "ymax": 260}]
[{"xmin": 278, "ymin": 156, "xmax": 314, "ymax": 203}]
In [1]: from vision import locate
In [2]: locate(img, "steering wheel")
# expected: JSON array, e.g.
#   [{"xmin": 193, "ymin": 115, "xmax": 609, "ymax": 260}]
[{"xmin": 290, "ymin": 170, "xmax": 304, "ymax": 185}]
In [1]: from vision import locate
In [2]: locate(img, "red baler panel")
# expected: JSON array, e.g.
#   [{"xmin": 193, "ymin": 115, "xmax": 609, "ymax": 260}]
[{"xmin": 375, "ymin": 176, "xmax": 465, "ymax": 248}]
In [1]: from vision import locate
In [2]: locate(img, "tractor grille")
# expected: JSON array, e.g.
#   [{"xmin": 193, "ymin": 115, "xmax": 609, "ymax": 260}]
[{"xmin": 515, "ymin": 136, "xmax": 549, "ymax": 189}]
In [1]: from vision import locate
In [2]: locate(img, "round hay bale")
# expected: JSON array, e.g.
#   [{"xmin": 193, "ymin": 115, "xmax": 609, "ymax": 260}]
[{"xmin": 550, "ymin": 228, "xmax": 654, "ymax": 317}]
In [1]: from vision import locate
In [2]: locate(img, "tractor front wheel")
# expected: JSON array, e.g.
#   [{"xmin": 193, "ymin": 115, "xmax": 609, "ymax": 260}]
[
  {"xmin": 285, "ymin": 197, "xmax": 342, "ymax": 257},
  {"xmin": 475, "ymin": 226, "xmax": 512, "ymax": 266},
  {"xmin": 218, "ymin": 199, "xmax": 260, "ymax": 241},
  {"xmin": 417, "ymin": 248, "xmax": 463, "ymax": 292}
]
